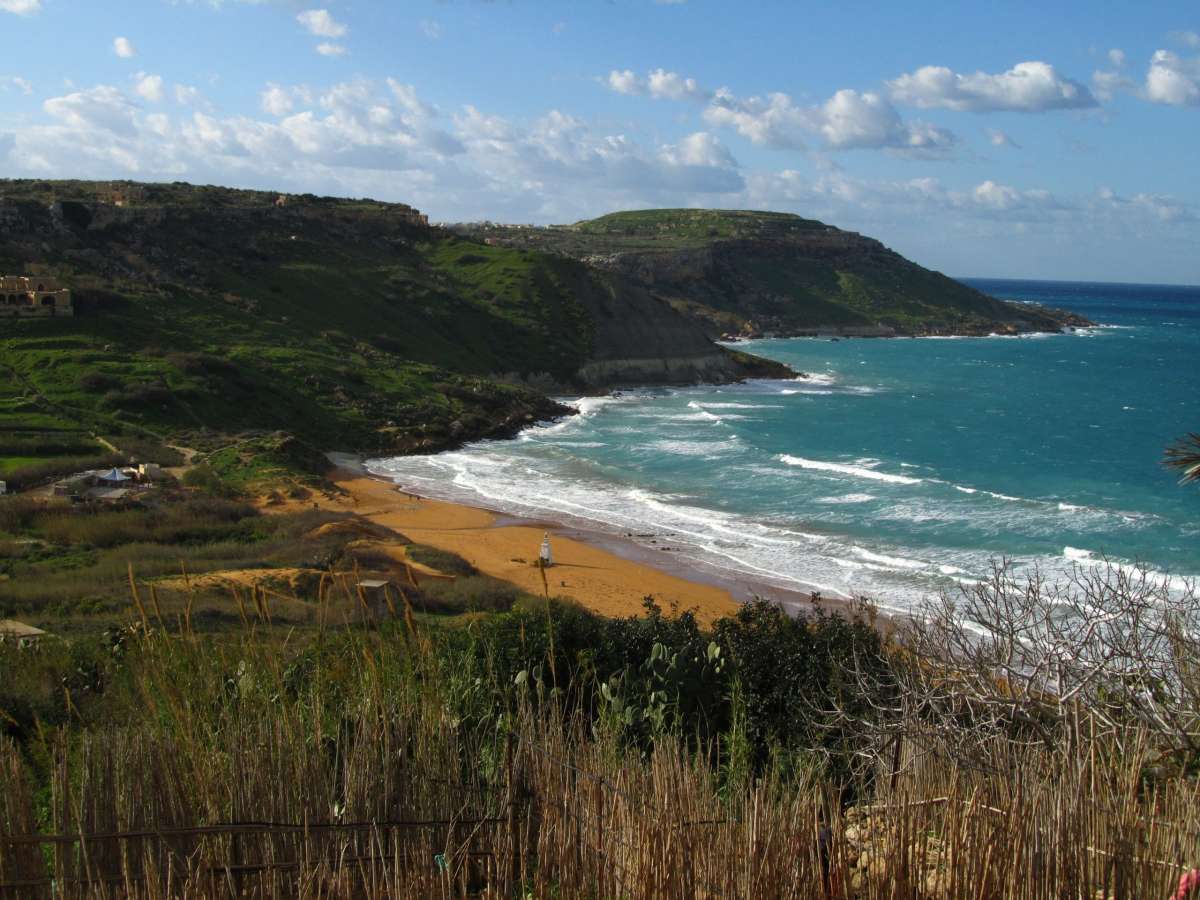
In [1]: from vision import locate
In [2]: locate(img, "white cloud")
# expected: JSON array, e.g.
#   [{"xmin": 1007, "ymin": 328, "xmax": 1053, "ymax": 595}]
[
  {"xmin": 420, "ymin": 19, "xmax": 441, "ymax": 40},
  {"xmin": 113, "ymin": 37, "xmax": 137, "ymax": 59},
  {"xmin": 315, "ymin": 42, "xmax": 346, "ymax": 57},
  {"xmin": 1097, "ymin": 186, "xmax": 1193, "ymax": 222},
  {"xmin": 134, "ymin": 73, "xmax": 165, "ymax": 103},
  {"xmin": 1169, "ymin": 30, "xmax": 1200, "ymax": 49},
  {"xmin": 261, "ymin": 83, "xmax": 295, "ymax": 116},
  {"xmin": 606, "ymin": 70, "xmax": 641, "ymax": 96},
  {"xmin": 1091, "ymin": 68, "xmax": 1135, "ymax": 101},
  {"xmin": 646, "ymin": 69, "xmax": 707, "ymax": 101},
  {"xmin": 0, "ymin": 0, "xmax": 41, "ymax": 15},
  {"xmin": 43, "ymin": 85, "xmax": 138, "ymax": 137},
  {"xmin": 658, "ymin": 131, "xmax": 737, "ymax": 168},
  {"xmin": 451, "ymin": 107, "xmax": 743, "ymax": 205},
  {"xmin": 972, "ymin": 179, "xmax": 1022, "ymax": 210},
  {"xmin": 1145, "ymin": 49, "xmax": 1200, "ymax": 106},
  {"xmin": 817, "ymin": 89, "xmax": 955, "ymax": 153},
  {"xmin": 12, "ymin": 75, "xmax": 1195, "ymax": 275},
  {"xmin": 297, "ymin": 9, "xmax": 347, "ymax": 38},
  {"xmin": 0, "ymin": 76, "xmax": 32, "ymax": 94},
  {"xmin": 743, "ymin": 170, "xmax": 1072, "ymax": 228},
  {"xmin": 703, "ymin": 89, "xmax": 807, "ymax": 149},
  {"xmin": 703, "ymin": 86, "xmax": 955, "ymax": 156},
  {"xmin": 1107, "ymin": 48, "xmax": 1126, "ymax": 67},
  {"xmin": 987, "ymin": 128, "xmax": 1019, "ymax": 148},
  {"xmin": 174, "ymin": 84, "xmax": 202, "ymax": 106},
  {"xmin": 604, "ymin": 68, "xmax": 709, "ymax": 101},
  {"xmin": 888, "ymin": 61, "xmax": 1097, "ymax": 112}
]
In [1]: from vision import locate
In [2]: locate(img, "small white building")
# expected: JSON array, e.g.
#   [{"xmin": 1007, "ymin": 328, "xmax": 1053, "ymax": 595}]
[
  {"xmin": 138, "ymin": 463, "xmax": 163, "ymax": 481},
  {"xmin": 0, "ymin": 480, "xmax": 6, "ymax": 495}
]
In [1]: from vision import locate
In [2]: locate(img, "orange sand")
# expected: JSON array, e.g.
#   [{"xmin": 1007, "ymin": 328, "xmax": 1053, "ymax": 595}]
[{"xmin": 321, "ymin": 470, "xmax": 740, "ymax": 624}]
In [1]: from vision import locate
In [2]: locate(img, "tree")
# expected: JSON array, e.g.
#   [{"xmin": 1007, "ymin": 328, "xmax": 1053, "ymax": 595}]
[{"xmin": 1166, "ymin": 433, "xmax": 1200, "ymax": 484}]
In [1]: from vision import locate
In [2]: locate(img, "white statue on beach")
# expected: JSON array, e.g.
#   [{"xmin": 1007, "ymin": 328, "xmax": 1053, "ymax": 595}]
[{"xmin": 539, "ymin": 532, "xmax": 553, "ymax": 568}]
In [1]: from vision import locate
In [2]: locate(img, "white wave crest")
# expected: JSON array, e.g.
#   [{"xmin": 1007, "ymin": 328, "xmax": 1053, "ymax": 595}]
[
  {"xmin": 647, "ymin": 439, "xmax": 740, "ymax": 457},
  {"xmin": 779, "ymin": 455, "xmax": 923, "ymax": 485},
  {"xmin": 815, "ymin": 493, "xmax": 876, "ymax": 505},
  {"xmin": 852, "ymin": 547, "xmax": 928, "ymax": 570},
  {"xmin": 800, "ymin": 372, "xmax": 837, "ymax": 386},
  {"xmin": 687, "ymin": 402, "xmax": 782, "ymax": 410}
]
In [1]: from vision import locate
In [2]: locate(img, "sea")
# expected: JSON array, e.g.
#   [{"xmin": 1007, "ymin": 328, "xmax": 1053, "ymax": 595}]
[{"xmin": 368, "ymin": 279, "xmax": 1200, "ymax": 614}]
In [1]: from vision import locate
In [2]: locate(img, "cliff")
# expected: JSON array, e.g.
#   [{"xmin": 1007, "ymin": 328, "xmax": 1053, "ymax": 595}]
[{"xmin": 460, "ymin": 209, "xmax": 1091, "ymax": 338}]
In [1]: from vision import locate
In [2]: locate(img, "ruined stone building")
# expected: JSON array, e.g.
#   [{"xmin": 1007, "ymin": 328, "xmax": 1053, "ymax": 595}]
[{"xmin": 0, "ymin": 275, "xmax": 73, "ymax": 317}]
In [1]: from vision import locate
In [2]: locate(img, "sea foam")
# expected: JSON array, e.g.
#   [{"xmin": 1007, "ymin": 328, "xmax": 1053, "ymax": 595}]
[{"xmin": 779, "ymin": 455, "xmax": 923, "ymax": 485}]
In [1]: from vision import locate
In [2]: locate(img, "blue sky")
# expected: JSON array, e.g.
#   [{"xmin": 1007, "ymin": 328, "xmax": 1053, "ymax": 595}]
[{"xmin": 1, "ymin": 1, "xmax": 1198, "ymax": 283}]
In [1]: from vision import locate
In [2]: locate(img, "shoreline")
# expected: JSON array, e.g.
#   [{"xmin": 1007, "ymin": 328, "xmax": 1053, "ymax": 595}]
[{"xmin": 327, "ymin": 452, "xmax": 876, "ymax": 627}]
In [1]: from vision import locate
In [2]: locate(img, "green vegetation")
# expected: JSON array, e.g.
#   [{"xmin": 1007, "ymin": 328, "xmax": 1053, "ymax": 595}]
[
  {"xmin": 1, "ymin": 592, "xmax": 1196, "ymax": 896},
  {"xmin": 573, "ymin": 207, "xmax": 827, "ymax": 246},
  {"xmin": 0, "ymin": 180, "xmax": 626, "ymax": 491},
  {"xmin": 462, "ymin": 208, "xmax": 1089, "ymax": 338}
]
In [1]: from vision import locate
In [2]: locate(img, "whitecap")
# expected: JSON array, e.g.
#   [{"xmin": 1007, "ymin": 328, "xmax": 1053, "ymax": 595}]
[
  {"xmin": 572, "ymin": 396, "xmax": 623, "ymax": 417},
  {"xmin": 815, "ymin": 493, "xmax": 876, "ymax": 505},
  {"xmin": 687, "ymin": 402, "xmax": 782, "ymax": 410},
  {"xmin": 851, "ymin": 548, "xmax": 928, "ymax": 570},
  {"xmin": 779, "ymin": 455, "xmax": 923, "ymax": 485},
  {"xmin": 646, "ymin": 439, "xmax": 740, "ymax": 457},
  {"xmin": 800, "ymin": 372, "xmax": 837, "ymax": 386}
]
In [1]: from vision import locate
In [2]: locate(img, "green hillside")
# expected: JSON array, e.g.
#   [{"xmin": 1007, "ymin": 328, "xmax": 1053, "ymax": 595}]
[
  {"xmin": 463, "ymin": 209, "xmax": 1089, "ymax": 338},
  {"xmin": 0, "ymin": 183, "xmax": 791, "ymax": 491}
]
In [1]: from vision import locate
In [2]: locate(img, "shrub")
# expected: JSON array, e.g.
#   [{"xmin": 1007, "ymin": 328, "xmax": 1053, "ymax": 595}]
[
  {"xmin": 0, "ymin": 435, "xmax": 99, "ymax": 456},
  {"xmin": 406, "ymin": 544, "xmax": 477, "ymax": 577},
  {"xmin": 1, "ymin": 453, "xmax": 128, "ymax": 491},
  {"xmin": 418, "ymin": 575, "xmax": 526, "ymax": 614},
  {"xmin": 181, "ymin": 464, "xmax": 229, "ymax": 496},
  {"xmin": 79, "ymin": 372, "xmax": 121, "ymax": 393},
  {"xmin": 112, "ymin": 438, "xmax": 186, "ymax": 467}
]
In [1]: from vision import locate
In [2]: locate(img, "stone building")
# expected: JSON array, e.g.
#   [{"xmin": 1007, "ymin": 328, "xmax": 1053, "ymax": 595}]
[{"xmin": 0, "ymin": 275, "xmax": 73, "ymax": 318}]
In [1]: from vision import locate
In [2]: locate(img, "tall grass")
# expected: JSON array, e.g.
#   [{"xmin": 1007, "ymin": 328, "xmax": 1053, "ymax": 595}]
[{"xmin": 2, "ymin": 616, "xmax": 1198, "ymax": 898}]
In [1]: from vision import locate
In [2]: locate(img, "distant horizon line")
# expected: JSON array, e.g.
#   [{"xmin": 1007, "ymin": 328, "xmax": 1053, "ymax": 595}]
[{"xmin": 955, "ymin": 274, "xmax": 1200, "ymax": 290}]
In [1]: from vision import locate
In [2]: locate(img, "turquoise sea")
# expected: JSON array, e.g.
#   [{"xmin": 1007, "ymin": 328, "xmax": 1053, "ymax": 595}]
[{"xmin": 369, "ymin": 279, "xmax": 1200, "ymax": 612}]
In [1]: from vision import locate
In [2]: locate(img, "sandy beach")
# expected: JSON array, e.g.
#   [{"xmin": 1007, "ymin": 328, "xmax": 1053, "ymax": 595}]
[{"xmin": 319, "ymin": 462, "xmax": 745, "ymax": 625}]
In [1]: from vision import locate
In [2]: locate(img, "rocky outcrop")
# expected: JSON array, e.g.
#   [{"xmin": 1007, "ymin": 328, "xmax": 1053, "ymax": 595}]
[{"xmin": 573, "ymin": 274, "xmax": 782, "ymax": 386}]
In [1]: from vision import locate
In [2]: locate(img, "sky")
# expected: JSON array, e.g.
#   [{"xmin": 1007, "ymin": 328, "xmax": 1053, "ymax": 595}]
[{"xmin": 1, "ymin": 1, "xmax": 1198, "ymax": 284}]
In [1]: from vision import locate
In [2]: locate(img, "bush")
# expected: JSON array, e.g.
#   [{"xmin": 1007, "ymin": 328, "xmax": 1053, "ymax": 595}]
[
  {"xmin": 712, "ymin": 600, "xmax": 893, "ymax": 775},
  {"xmin": 2, "ymin": 453, "xmax": 128, "ymax": 491},
  {"xmin": 113, "ymin": 438, "xmax": 186, "ymax": 467},
  {"xmin": 418, "ymin": 575, "xmax": 526, "ymax": 614},
  {"xmin": 100, "ymin": 383, "xmax": 179, "ymax": 412},
  {"xmin": 165, "ymin": 352, "xmax": 240, "ymax": 379},
  {"xmin": 406, "ymin": 544, "xmax": 477, "ymax": 577},
  {"xmin": 0, "ymin": 435, "xmax": 100, "ymax": 456},
  {"xmin": 181, "ymin": 464, "xmax": 230, "ymax": 496},
  {"xmin": 79, "ymin": 372, "xmax": 121, "ymax": 393}
]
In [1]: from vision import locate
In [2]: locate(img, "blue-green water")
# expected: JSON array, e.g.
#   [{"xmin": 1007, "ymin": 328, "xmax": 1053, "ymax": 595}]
[{"xmin": 370, "ymin": 279, "xmax": 1200, "ymax": 611}]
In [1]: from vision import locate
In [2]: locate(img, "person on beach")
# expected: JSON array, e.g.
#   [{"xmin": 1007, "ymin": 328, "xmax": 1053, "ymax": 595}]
[{"xmin": 539, "ymin": 532, "xmax": 553, "ymax": 568}]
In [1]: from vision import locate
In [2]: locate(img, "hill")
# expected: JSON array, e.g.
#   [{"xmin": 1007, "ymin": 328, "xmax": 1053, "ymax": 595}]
[
  {"xmin": 0, "ymin": 182, "xmax": 786, "ymax": 488},
  {"xmin": 460, "ymin": 209, "xmax": 1090, "ymax": 338}
]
